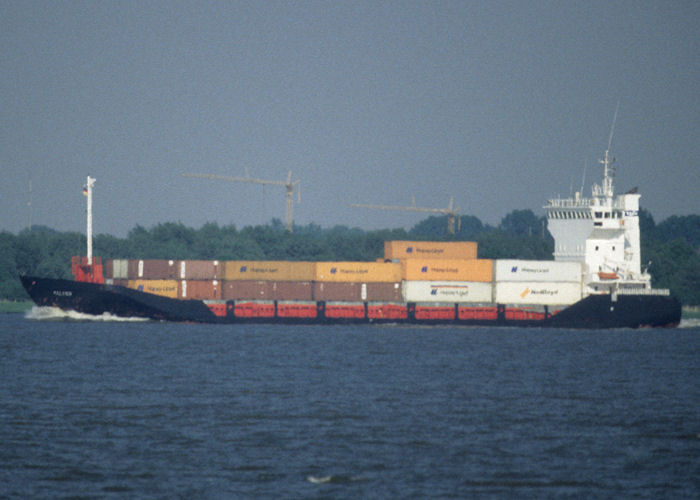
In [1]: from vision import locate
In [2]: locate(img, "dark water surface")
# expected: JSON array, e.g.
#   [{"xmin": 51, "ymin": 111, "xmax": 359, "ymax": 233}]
[{"xmin": 1, "ymin": 312, "xmax": 698, "ymax": 498}]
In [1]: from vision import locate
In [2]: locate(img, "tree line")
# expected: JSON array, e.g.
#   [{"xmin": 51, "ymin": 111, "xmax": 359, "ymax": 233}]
[{"xmin": 1, "ymin": 210, "xmax": 698, "ymax": 305}]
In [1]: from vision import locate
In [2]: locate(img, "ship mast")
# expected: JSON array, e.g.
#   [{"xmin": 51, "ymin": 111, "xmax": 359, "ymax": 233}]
[
  {"xmin": 595, "ymin": 104, "xmax": 618, "ymax": 199},
  {"xmin": 85, "ymin": 176, "xmax": 96, "ymax": 265}
]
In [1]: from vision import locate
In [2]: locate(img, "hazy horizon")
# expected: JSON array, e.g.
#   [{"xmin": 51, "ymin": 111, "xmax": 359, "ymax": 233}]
[{"xmin": 3, "ymin": 1, "xmax": 698, "ymax": 237}]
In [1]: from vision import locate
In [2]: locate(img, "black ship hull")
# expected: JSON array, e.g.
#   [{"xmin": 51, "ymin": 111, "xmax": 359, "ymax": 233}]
[{"xmin": 21, "ymin": 275, "xmax": 681, "ymax": 329}]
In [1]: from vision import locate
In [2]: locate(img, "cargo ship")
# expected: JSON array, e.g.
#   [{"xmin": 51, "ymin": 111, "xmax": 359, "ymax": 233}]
[{"xmin": 21, "ymin": 144, "xmax": 682, "ymax": 328}]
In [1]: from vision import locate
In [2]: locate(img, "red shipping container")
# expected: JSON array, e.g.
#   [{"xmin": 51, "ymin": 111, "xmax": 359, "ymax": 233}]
[
  {"xmin": 313, "ymin": 282, "xmax": 362, "ymax": 301},
  {"xmin": 222, "ymin": 280, "xmax": 274, "ymax": 300},
  {"xmin": 128, "ymin": 259, "xmax": 177, "ymax": 279},
  {"xmin": 273, "ymin": 281, "xmax": 313, "ymax": 301},
  {"xmin": 178, "ymin": 260, "xmax": 221, "ymax": 280},
  {"xmin": 312, "ymin": 282, "xmax": 403, "ymax": 302},
  {"xmin": 206, "ymin": 303, "xmax": 227, "ymax": 317},
  {"xmin": 324, "ymin": 304, "xmax": 366, "ymax": 319},
  {"xmin": 414, "ymin": 305, "xmax": 455, "ymax": 320},
  {"xmin": 234, "ymin": 301, "xmax": 275, "ymax": 318},
  {"xmin": 276, "ymin": 302, "xmax": 318, "ymax": 318},
  {"xmin": 458, "ymin": 306, "xmax": 498, "ymax": 320},
  {"xmin": 366, "ymin": 282, "xmax": 402, "ymax": 302},
  {"xmin": 368, "ymin": 303, "xmax": 407, "ymax": 320},
  {"xmin": 104, "ymin": 259, "xmax": 114, "ymax": 279},
  {"xmin": 180, "ymin": 280, "xmax": 222, "ymax": 300}
]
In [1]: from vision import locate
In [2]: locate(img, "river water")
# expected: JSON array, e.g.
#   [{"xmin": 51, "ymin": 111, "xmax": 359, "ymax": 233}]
[{"xmin": 1, "ymin": 309, "xmax": 698, "ymax": 498}]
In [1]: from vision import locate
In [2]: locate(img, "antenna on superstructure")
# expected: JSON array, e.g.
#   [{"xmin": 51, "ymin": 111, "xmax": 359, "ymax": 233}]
[
  {"xmin": 28, "ymin": 175, "xmax": 33, "ymax": 231},
  {"xmin": 607, "ymin": 101, "xmax": 619, "ymax": 152},
  {"xmin": 580, "ymin": 160, "xmax": 587, "ymax": 198},
  {"xmin": 602, "ymin": 102, "xmax": 619, "ymax": 197},
  {"xmin": 595, "ymin": 102, "xmax": 619, "ymax": 199}
]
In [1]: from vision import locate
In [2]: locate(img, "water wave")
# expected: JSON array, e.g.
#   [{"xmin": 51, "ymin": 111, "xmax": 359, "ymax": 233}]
[
  {"xmin": 306, "ymin": 474, "xmax": 364, "ymax": 484},
  {"xmin": 678, "ymin": 317, "xmax": 700, "ymax": 329},
  {"xmin": 25, "ymin": 306, "xmax": 148, "ymax": 322}
]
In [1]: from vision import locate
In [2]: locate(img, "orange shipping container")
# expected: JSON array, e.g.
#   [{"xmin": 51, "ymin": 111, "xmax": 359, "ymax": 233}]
[
  {"xmin": 127, "ymin": 279, "xmax": 179, "ymax": 298},
  {"xmin": 384, "ymin": 241, "xmax": 478, "ymax": 260},
  {"xmin": 224, "ymin": 261, "xmax": 314, "ymax": 281},
  {"xmin": 313, "ymin": 262, "xmax": 402, "ymax": 283},
  {"xmin": 402, "ymin": 259, "xmax": 493, "ymax": 282}
]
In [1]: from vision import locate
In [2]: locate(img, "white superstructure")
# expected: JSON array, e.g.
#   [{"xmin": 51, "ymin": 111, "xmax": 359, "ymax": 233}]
[{"xmin": 544, "ymin": 137, "xmax": 661, "ymax": 297}]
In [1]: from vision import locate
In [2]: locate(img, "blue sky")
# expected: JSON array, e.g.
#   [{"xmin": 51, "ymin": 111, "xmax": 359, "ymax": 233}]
[{"xmin": 1, "ymin": 1, "xmax": 698, "ymax": 236}]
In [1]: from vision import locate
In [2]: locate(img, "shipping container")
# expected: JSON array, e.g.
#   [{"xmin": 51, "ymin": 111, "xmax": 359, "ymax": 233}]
[
  {"xmin": 494, "ymin": 260, "xmax": 582, "ymax": 283},
  {"xmin": 457, "ymin": 306, "xmax": 498, "ymax": 320},
  {"xmin": 104, "ymin": 260, "xmax": 113, "ymax": 279},
  {"xmin": 313, "ymin": 261, "xmax": 402, "ymax": 283},
  {"xmin": 494, "ymin": 281, "xmax": 582, "ymax": 305},
  {"xmin": 323, "ymin": 303, "xmax": 366, "ymax": 319},
  {"xmin": 385, "ymin": 241, "xmax": 478, "ymax": 260},
  {"xmin": 234, "ymin": 301, "xmax": 275, "ymax": 318},
  {"xmin": 402, "ymin": 259, "xmax": 493, "ymax": 282},
  {"xmin": 179, "ymin": 280, "xmax": 222, "ymax": 300},
  {"xmin": 222, "ymin": 280, "xmax": 274, "ymax": 300},
  {"xmin": 365, "ymin": 282, "xmax": 403, "ymax": 302},
  {"xmin": 223, "ymin": 261, "xmax": 314, "ymax": 281},
  {"xmin": 205, "ymin": 302, "xmax": 227, "ymax": 317},
  {"xmin": 367, "ymin": 303, "xmax": 407, "ymax": 320},
  {"xmin": 114, "ymin": 259, "xmax": 129, "ymax": 279},
  {"xmin": 413, "ymin": 304, "xmax": 456, "ymax": 321},
  {"xmin": 276, "ymin": 301, "xmax": 318, "ymax": 318},
  {"xmin": 128, "ymin": 259, "xmax": 177, "ymax": 279},
  {"xmin": 126, "ymin": 279, "xmax": 179, "ymax": 298},
  {"xmin": 178, "ymin": 260, "xmax": 221, "ymax": 280},
  {"xmin": 272, "ymin": 281, "xmax": 313, "ymax": 301},
  {"xmin": 105, "ymin": 259, "xmax": 128, "ymax": 279},
  {"xmin": 312, "ymin": 281, "xmax": 402, "ymax": 301},
  {"xmin": 504, "ymin": 307, "xmax": 547, "ymax": 321},
  {"xmin": 402, "ymin": 281, "xmax": 492, "ymax": 303},
  {"xmin": 313, "ymin": 282, "xmax": 362, "ymax": 301}
]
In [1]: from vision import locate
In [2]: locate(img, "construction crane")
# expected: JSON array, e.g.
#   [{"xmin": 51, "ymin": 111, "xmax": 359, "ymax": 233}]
[
  {"xmin": 350, "ymin": 196, "xmax": 461, "ymax": 234},
  {"xmin": 182, "ymin": 169, "xmax": 300, "ymax": 232}
]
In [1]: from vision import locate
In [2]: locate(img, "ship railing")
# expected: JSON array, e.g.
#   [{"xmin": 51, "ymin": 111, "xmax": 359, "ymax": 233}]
[
  {"xmin": 546, "ymin": 198, "xmax": 627, "ymax": 209},
  {"xmin": 546, "ymin": 198, "xmax": 594, "ymax": 208},
  {"xmin": 615, "ymin": 288, "xmax": 670, "ymax": 296}
]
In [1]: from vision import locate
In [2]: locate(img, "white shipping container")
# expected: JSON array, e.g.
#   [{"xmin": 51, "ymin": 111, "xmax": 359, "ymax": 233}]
[
  {"xmin": 494, "ymin": 281, "xmax": 582, "ymax": 305},
  {"xmin": 112, "ymin": 259, "xmax": 128, "ymax": 279},
  {"xmin": 495, "ymin": 260, "xmax": 582, "ymax": 283},
  {"xmin": 403, "ymin": 281, "xmax": 493, "ymax": 303}
]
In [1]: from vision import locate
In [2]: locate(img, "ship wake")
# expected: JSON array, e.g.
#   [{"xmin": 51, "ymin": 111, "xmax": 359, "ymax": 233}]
[
  {"xmin": 678, "ymin": 317, "xmax": 700, "ymax": 329},
  {"xmin": 25, "ymin": 306, "xmax": 149, "ymax": 322}
]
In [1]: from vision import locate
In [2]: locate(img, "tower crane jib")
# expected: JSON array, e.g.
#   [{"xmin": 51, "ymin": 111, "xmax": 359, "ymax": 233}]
[{"xmin": 182, "ymin": 170, "xmax": 300, "ymax": 232}]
